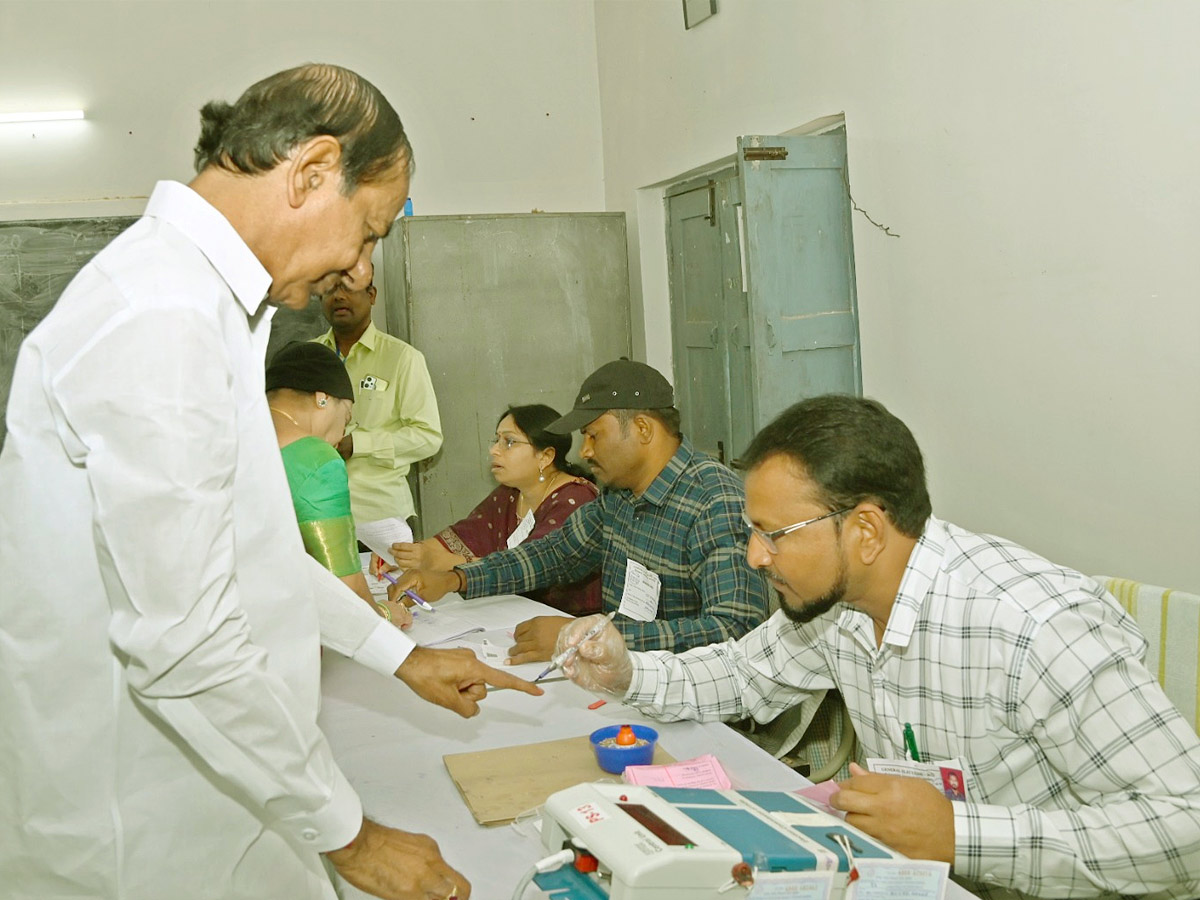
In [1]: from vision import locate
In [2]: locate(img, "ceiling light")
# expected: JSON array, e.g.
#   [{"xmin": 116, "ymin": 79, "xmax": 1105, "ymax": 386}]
[{"xmin": 0, "ymin": 110, "xmax": 85, "ymax": 124}]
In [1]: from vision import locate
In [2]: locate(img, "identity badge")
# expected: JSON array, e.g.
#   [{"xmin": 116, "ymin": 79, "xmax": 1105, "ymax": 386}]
[{"xmin": 617, "ymin": 559, "xmax": 661, "ymax": 621}]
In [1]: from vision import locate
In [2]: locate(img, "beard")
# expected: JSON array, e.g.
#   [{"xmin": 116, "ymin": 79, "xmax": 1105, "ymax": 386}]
[{"xmin": 778, "ymin": 550, "xmax": 849, "ymax": 625}]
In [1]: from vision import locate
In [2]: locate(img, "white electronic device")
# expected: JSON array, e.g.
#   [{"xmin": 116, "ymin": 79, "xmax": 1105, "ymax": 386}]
[{"xmin": 535, "ymin": 783, "xmax": 899, "ymax": 899}]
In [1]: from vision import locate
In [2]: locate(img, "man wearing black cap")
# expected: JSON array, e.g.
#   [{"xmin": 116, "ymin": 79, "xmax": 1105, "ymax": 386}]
[{"xmin": 395, "ymin": 359, "xmax": 770, "ymax": 662}]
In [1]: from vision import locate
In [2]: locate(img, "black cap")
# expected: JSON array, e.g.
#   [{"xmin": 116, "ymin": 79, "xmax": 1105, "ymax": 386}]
[
  {"xmin": 265, "ymin": 342, "xmax": 355, "ymax": 401},
  {"xmin": 545, "ymin": 359, "xmax": 674, "ymax": 434}
]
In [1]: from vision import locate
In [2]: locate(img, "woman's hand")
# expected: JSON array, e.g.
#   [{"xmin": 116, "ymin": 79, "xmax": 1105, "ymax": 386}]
[
  {"xmin": 391, "ymin": 541, "xmax": 430, "ymax": 570},
  {"xmin": 373, "ymin": 597, "xmax": 414, "ymax": 629},
  {"xmin": 391, "ymin": 539, "xmax": 463, "ymax": 573}
]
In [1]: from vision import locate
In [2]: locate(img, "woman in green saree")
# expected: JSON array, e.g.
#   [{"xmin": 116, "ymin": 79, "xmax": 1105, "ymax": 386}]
[{"xmin": 265, "ymin": 341, "xmax": 410, "ymax": 627}]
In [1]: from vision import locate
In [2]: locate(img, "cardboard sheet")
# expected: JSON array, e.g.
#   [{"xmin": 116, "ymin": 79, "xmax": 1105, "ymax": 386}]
[{"xmin": 443, "ymin": 734, "xmax": 676, "ymax": 826}]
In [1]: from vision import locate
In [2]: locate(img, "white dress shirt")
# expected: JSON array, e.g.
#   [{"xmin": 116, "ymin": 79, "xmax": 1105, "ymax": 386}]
[
  {"xmin": 624, "ymin": 517, "xmax": 1200, "ymax": 899},
  {"xmin": 0, "ymin": 182, "xmax": 414, "ymax": 899}
]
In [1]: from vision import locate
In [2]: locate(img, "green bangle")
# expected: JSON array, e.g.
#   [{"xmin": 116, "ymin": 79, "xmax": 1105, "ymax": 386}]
[{"xmin": 374, "ymin": 601, "xmax": 392, "ymax": 622}]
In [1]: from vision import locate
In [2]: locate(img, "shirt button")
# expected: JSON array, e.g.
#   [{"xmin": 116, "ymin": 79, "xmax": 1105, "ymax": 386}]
[{"xmin": 301, "ymin": 828, "xmax": 319, "ymax": 842}]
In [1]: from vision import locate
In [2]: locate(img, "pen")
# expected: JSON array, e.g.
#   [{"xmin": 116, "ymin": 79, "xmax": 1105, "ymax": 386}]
[
  {"xmin": 903, "ymin": 722, "xmax": 921, "ymax": 762},
  {"xmin": 534, "ymin": 611, "xmax": 616, "ymax": 683},
  {"xmin": 376, "ymin": 569, "xmax": 436, "ymax": 612}
]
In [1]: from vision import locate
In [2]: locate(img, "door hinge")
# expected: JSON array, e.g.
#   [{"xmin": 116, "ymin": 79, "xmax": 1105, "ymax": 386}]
[{"xmin": 743, "ymin": 147, "xmax": 788, "ymax": 162}]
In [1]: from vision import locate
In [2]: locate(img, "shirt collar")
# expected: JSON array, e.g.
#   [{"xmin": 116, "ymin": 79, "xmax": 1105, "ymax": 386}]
[
  {"xmin": 637, "ymin": 435, "xmax": 695, "ymax": 507},
  {"xmin": 142, "ymin": 181, "xmax": 272, "ymax": 316},
  {"xmin": 318, "ymin": 321, "xmax": 379, "ymax": 358},
  {"xmin": 836, "ymin": 515, "xmax": 946, "ymax": 650}
]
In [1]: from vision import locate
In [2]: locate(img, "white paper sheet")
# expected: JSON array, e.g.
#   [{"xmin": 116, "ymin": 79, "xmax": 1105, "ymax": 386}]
[{"xmin": 355, "ymin": 517, "xmax": 414, "ymax": 567}]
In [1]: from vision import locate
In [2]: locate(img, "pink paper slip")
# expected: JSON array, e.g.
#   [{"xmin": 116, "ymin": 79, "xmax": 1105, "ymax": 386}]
[
  {"xmin": 794, "ymin": 779, "xmax": 847, "ymax": 819},
  {"xmin": 621, "ymin": 753, "xmax": 732, "ymax": 789}
]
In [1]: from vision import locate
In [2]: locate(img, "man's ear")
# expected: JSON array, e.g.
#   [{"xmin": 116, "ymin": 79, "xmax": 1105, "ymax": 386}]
[
  {"xmin": 849, "ymin": 504, "xmax": 889, "ymax": 566},
  {"xmin": 285, "ymin": 135, "xmax": 344, "ymax": 210},
  {"xmin": 633, "ymin": 413, "xmax": 655, "ymax": 444}
]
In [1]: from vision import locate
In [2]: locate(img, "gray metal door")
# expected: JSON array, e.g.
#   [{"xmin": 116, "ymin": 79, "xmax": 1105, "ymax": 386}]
[
  {"xmin": 381, "ymin": 213, "xmax": 631, "ymax": 535},
  {"xmin": 738, "ymin": 132, "xmax": 862, "ymax": 429}
]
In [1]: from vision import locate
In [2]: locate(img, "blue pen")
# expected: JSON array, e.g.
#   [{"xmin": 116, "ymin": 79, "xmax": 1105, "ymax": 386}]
[{"xmin": 377, "ymin": 569, "xmax": 436, "ymax": 612}]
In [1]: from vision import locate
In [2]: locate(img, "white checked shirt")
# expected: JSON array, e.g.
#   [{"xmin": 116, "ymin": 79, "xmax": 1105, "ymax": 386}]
[{"xmin": 625, "ymin": 517, "xmax": 1200, "ymax": 899}]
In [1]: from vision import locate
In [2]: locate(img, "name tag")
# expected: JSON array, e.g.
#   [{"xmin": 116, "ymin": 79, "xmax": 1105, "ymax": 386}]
[
  {"xmin": 506, "ymin": 510, "xmax": 535, "ymax": 549},
  {"xmin": 617, "ymin": 559, "xmax": 661, "ymax": 622},
  {"xmin": 864, "ymin": 757, "xmax": 970, "ymax": 801}
]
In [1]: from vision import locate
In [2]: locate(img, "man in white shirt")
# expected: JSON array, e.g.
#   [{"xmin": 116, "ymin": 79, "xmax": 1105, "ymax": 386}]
[
  {"xmin": 0, "ymin": 64, "xmax": 536, "ymax": 900},
  {"xmin": 557, "ymin": 395, "xmax": 1200, "ymax": 900}
]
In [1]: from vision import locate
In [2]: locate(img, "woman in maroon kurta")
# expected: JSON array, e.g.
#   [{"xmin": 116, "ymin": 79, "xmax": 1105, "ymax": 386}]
[{"xmin": 392, "ymin": 404, "xmax": 601, "ymax": 616}]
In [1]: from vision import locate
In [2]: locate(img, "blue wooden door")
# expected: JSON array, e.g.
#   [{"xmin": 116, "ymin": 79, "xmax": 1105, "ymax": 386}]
[
  {"xmin": 737, "ymin": 132, "xmax": 862, "ymax": 430},
  {"xmin": 668, "ymin": 181, "xmax": 733, "ymax": 462}
]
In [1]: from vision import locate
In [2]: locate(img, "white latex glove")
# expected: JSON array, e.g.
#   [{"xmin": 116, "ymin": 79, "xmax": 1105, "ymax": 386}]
[{"xmin": 555, "ymin": 613, "xmax": 633, "ymax": 695}]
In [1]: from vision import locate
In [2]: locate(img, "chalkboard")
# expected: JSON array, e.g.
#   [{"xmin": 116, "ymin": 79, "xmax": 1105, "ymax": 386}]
[
  {"xmin": 0, "ymin": 214, "xmax": 340, "ymax": 449},
  {"xmin": 0, "ymin": 216, "xmax": 137, "ymax": 447}
]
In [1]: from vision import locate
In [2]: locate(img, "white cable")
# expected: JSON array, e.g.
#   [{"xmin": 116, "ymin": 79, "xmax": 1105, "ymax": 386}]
[{"xmin": 510, "ymin": 849, "xmax": 577, "ymax": 900}]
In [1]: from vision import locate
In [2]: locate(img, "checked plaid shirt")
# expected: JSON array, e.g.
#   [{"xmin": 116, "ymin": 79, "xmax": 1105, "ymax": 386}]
[
  {"xmin": 624, "ymin": 517, "xmax": 1200, "ymax": 899},
  {"xmin": 459, "ymin": 437, "xmax": 770, "ymax": 651}
]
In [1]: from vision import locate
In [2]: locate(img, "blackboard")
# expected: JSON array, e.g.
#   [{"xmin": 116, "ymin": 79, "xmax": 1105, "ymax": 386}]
[
  {"xmin": 0, "ymin": 216, "xmax": 137, "ymax": 447},
  {"xmin": 0, "ymin": 214, "xmax": 337, "ymax": 449}
]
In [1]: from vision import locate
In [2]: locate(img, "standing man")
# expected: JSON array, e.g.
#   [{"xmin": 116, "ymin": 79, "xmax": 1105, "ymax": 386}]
[
  {"xmin": 396, "ymin": 359, "xmax": 770, "ymax": 662},
  {"xmin": 557, "ymin": 395, "xmax": 1200, "ymax": 900},
  {"xmin": 316, "ymin": 278, "xmax": 441, "ymax": 530},
  {"xmin": 0, "ymin": 64, "xmax": 536, "ymax": 900}
]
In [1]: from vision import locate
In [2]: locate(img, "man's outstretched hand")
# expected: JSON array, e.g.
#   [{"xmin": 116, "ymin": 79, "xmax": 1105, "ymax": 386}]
[{"xmin": 394, "ymin": 646, "xmax": 543, "ymax": 716}]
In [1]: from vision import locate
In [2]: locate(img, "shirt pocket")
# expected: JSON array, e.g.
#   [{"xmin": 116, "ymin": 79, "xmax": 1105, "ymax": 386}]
[{"xmin": 353, "ymin": 386, "xmax": 393, "ymax": 430}]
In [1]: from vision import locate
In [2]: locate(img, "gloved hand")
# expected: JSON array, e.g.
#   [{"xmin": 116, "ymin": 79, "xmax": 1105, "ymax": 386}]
[{"xmin": 555, "ymin": 613, "xmax": 634, "ymax": 696}]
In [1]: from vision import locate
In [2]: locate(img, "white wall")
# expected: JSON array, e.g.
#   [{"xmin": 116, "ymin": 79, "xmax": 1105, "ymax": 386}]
[
  {"xmin": 594, "ymin": 0, "xmax": 1200, "ymax": 591},
  {"xmin": 0, "ymin": 0, "xmax": 605, "ymax": 218}
]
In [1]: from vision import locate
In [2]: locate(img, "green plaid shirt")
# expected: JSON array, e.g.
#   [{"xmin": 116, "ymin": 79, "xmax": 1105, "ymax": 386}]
[{"xmin": 459, "ymin": 437, "xmax": 770, "ymax": 651}]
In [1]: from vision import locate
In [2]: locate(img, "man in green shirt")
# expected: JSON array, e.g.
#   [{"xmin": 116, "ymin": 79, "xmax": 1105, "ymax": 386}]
[{"xmin": 315, "ymin": 279, "xmax": 442, "ymax": 526}]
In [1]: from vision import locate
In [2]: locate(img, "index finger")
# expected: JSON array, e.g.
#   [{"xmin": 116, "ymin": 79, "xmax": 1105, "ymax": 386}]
[
  {"xmin": 830, "ymin": 784, "xmax": 877, "ymax": 816},
  {"xmin": 469, "ymin": 663, "xmax": 545, "ymax": 697}
]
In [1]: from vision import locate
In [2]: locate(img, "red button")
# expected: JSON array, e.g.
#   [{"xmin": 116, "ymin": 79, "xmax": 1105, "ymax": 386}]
[{"xmin": 574, "ymin": 854, "xmax": 599, "ymax": 873}]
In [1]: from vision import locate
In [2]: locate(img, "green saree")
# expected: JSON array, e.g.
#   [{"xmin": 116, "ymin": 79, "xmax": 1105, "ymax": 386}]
[{"xmin": 280, "ymin": 436, "xmax": 359, "ymax": 577}]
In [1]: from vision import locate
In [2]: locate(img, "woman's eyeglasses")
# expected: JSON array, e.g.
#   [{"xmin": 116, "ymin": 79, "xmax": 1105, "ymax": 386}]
[{"xmin": 489, "ymin": 435, "xmax": 531, "ymax": 451}]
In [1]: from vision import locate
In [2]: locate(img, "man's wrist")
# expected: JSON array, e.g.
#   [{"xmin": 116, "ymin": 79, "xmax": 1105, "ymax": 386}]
[
  {"xmin": 452, "ymin": 567, "xmax": 467, "ymax": 593},
  {"xmin": 325, "ymin": 817, "xmax": 367, "ymax": 861}
]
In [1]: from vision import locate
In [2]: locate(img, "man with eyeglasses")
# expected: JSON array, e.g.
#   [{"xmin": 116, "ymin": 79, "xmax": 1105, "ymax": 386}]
[{"xmin": 554, "ymin": 394, "xmax": 1200, "ymax": 900}]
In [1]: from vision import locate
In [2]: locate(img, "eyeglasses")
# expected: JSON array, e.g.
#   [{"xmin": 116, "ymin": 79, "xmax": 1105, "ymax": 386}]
[
  {"xmin": 741, "ymin": 507, "xmax": 854, "ymax": 554},
  {"xmin": 489, "ymin": 435, "xmax": 531, "ymax": 451}
]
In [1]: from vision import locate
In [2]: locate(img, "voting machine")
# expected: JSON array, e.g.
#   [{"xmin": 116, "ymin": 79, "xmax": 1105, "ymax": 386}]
[{"xmin": 535, "ymin": 783, "xmax": 900, "ymax": 899}]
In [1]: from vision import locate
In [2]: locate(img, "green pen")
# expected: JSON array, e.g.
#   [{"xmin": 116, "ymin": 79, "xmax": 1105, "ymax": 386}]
[{"xmin": 903, "ymin": 722, "xmax": 921, "ymax": 762}]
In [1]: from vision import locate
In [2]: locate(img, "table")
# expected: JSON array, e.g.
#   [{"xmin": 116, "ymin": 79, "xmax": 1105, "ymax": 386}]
[{"xmin": 319, "ymin": 593, "xmax": 976, "ymax": 899}]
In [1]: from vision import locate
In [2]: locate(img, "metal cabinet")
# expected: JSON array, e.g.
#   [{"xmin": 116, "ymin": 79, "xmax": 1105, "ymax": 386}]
[{"xmin": 378, "ymin": 213, "xmax": 631, "ymax": 535}]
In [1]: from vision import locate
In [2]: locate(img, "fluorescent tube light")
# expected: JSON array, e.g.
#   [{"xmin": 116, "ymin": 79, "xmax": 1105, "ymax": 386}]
[{"xmin": 0, "ymin": 110, "xmax": 85, "ymax": 124}]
